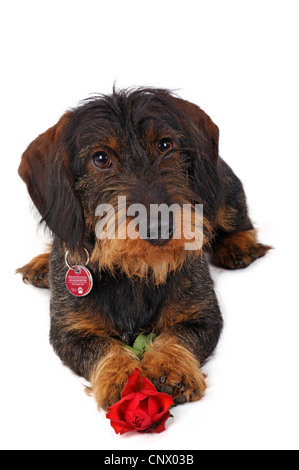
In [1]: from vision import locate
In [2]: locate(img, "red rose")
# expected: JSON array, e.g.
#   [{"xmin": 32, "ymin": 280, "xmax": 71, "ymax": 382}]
[{"xmin": 106, "ymin": 369, "xmax": 174, "ymax": 434}]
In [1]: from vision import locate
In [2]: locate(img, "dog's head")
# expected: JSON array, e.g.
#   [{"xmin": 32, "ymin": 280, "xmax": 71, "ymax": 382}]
[{"xmin": 19, "ymin": 88, "xmax": 221, "ymax": 283}]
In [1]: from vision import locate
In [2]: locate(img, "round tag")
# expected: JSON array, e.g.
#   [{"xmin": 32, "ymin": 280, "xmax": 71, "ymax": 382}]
[{"xmin": 65, "ymin": 266, "xmax": 93, "ymax": 297}]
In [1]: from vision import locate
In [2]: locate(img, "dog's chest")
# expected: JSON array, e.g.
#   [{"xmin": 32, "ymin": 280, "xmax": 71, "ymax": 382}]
[{"xmin": 93, "ymin": 273, "xmax": 166, "ymax": 345}]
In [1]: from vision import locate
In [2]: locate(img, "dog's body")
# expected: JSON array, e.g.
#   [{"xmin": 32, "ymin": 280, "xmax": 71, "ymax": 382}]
[{"xmin": 17, "ymin": 88, "xmax": 270, "ymax": 408}]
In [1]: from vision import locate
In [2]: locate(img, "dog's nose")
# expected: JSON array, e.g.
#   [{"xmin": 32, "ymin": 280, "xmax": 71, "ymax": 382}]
[{"xmin": 145, "ymin": 217, "xmax": 174, "ymax": 246}]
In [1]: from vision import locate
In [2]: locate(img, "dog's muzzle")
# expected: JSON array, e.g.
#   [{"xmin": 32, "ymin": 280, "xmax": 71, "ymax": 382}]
[{"xmin": 144, "ymin": 217, "xmax": 174, "ymax": 246}]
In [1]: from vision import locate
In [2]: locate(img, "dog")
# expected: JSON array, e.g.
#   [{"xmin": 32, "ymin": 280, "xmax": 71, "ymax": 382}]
[{"xmin": 17, "ymin": 88, "xmax": 270, "ymax": 409}]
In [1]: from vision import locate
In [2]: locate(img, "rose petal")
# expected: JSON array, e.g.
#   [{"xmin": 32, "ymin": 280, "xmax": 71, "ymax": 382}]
[
  {"xmin": 121, "ymin": 368, "xmax": 140, "ymax": 398},
  {"xmin": 122, "ymin": 393, "xmax": 143, "ymax": 411},
  {"xmin": 109, "ymin": 418, "xmax": 133, "ymax": 435},
  {"xmin": 107, "ymin": 393, "xmax": 148, "ymax": 421},
  {"xmin": 152, "ymin": 408, "xmax": 170, "ymax": 426},
  {"xmin": 139, "ymin": 374, "xmax": 160, "ymax": 396},
  {"xmin": 107, "ymin": 394, "xmax": 134, "ymax": 420},
  {"xmin": 147, "ymin": 396, "xmax": 160, "ymax": 417},
  {"xmin": 151, "ymin": 394, "xmax": 174, "ymax": 424},
  {"xmin": 136, "ymin": 396, "xmax": 150, "ymax": 414},
  {"xmin": 107, "ymin": 404, "xmax": 133, "ymax": 435},
  {"xmin": 150, "ymin": 411, "xmax": 170, "ymax": 433},
  {"xmin": 106, "ymin": 406, "xmax": 123, "ymax": 422},
  {"xmin": 106, "ymin": 370, "xmax": 174, "ymax": 435},
  {"xmin": 125, "ymin": 409, "xmax": 153, "ymax": 432},
  {"xmin": 154, "ymin": 392, "xmax": 174, "ymax": 412},
  {"xmin": 111, "ymin": 421, "xmax": 131, "ymax": 434}
]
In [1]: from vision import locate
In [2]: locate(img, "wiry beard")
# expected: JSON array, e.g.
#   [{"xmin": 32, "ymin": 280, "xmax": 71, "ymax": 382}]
[
  {"xmin": 77, "ymin": 164, "xmax": 213, "ymax": 284},
  {"xmin": 89, "ymin": 200, "xmax": 211, "ymax": 285}
]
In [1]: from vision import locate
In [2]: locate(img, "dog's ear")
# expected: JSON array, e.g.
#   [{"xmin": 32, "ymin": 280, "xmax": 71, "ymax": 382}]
[
  {"xmin": 171, "ymin": 96, "xmax": 222, "ymax": 222},
  {"xmin": 172, "ymin": 96, "xmax": 219, "ymax": 162},
  {"xmin": 19, "ymin": 112, "xmax": 85, "ymax": 250}
]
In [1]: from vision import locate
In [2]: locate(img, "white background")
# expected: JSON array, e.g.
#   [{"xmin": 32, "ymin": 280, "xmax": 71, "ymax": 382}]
[{"xmin": 1, "ymin": 0, "xmax": 298, "ymax": 451}]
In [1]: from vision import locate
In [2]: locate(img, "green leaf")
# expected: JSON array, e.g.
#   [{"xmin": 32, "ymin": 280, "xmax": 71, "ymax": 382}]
[
  {"xmin": 133, "ymin": 334, "xmax": 150, "ymax": 352},
  {"xmin": 122, "ymin": 333, "xmax": 158, "ymax": 358},
  {"xmin": 123, "ymin": 344, "xmax": 143, "ymax": 358}
]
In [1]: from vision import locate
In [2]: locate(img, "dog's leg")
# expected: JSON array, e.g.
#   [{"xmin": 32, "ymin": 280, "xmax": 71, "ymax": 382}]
[
  {"xmin": 50, "ymin": 309, "xmax": 140, "ymax": 410},
  {"xmin": 142, "ymin": 337, "xmax": 208, "ymax": 404},
  {"xmin": 212, "ymin": 159, "xmax": 271, "ymax": 270},
  {"xmin": 48, "ymin": 244, "xmax": 141, "ymax": 410},
  {"xmin": 16, "ymin": 250, "xmax": 50, "ymax": 288},
  {"xmin": 212, "ymin": 229, "xmax": 271, "ymax": 270},
  {"xmin": 90, "ymin": 342, "xmax": 141, "ymax": 409},
  {"xmin": 142, "ymin": 258, "xmax": 223, "ymax": 404}
]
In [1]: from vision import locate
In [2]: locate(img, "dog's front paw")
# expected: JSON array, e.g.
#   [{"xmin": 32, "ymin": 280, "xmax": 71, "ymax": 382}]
[
  {"xmin": 91, "ymin": 344, "xmax": 140, "ymax": 410},
  {"xmin": 141, "ymin": 338, "xmax": 206, "ymax": 404}
]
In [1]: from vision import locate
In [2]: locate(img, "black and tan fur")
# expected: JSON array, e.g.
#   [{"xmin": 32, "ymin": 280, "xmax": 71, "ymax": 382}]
[{"xmin": 17, "ymin": 88, "xmax": 270, "ymax": 409}]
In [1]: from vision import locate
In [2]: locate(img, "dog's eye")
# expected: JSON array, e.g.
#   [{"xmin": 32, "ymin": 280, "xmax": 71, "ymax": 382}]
[
  {"xmin": 158, "ymin": 139, "xmax": 174, "ymax": 153},
  {"xmin": 92, "ymin": 152, "xmax": 112, "ymax": 169}
]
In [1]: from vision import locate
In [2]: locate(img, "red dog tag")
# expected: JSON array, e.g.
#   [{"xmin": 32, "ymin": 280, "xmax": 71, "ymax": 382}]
[{"xmin": 65, "ymin": 266, "xmax": 93, "ymax": 297}]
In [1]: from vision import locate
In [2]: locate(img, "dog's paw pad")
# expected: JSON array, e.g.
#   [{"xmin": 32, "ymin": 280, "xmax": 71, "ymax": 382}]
[
  {"xmin": 142, "ymin": 341, "xmax": 207, "ymax": 405},
  {"xmin": 160, "ymin": 384, "xmax": 173, "ymax": 395},
  {"xmin": 174, "ymin": 395, "xmax": 187, "ymax": 404},
  {"xmin": 150, "ymin": 375, "xmax": 204, "ymax": 405}
]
